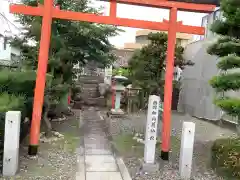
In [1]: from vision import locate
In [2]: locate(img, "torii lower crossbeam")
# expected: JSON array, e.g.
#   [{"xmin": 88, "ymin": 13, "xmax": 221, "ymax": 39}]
[{"xmin": 10, "ymin": 0, "xmax": 214, "ymax": 159}]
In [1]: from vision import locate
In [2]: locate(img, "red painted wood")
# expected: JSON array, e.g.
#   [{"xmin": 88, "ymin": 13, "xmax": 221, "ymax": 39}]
[
  {"xmin": 10, "ymin": 5, "xmax": 205, "ymax": 35},
  {"xmin": 29, "ymin": 0, "xmax": 53, "ymax": 146},
  {"xmin": 110, "ymin": 0, "xmax": 117, "ymax": 17},
  {"xmin": 100, "ymin": 0, "xmax": 216, "ymax": 12},
  {"xmin": 161, "ymin": 7, "xmax": 178, "ymax": 153}
]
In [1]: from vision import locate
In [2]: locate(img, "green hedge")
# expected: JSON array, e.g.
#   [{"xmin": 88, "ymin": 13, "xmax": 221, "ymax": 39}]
[
  {"xmin": 0, "ymin": 93, "xmax": 26, "ymax": 149},
  {"xmin": 0, "ymin": 70, "xmax": 37, "ymax": 97},
  {"xmin": 211, "ymin": 138, "xmax": 240, "ymax": 179}
]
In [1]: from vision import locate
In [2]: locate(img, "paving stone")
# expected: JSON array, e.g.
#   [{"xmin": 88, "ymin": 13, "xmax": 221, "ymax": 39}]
[
  {"xmin": 86, "ymin": 172, "xmax": 123, "ymax": 180},
  {"xmin": 85, "ymin": 149, "xmax": 112, "ymax": 155},
  {"xmin": 85, "ymin": 155, "xmax": 118, "ymax": 172},
  {"xmin": 81, "ymin": 107, "xmax": 132, "ymax": 180},
  {"xmin": 85, "ymin": 143, "xmax": 110, "ymax": 150}
]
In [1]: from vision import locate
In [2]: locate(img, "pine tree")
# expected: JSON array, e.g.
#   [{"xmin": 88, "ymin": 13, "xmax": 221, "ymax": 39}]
[
  {"xmin": 128, "ymin": 32, "xmax": 192, "ymax": 98},
  {"xmin": 208, "ymin": 0, "xmax": 240, "ymax": 131}
]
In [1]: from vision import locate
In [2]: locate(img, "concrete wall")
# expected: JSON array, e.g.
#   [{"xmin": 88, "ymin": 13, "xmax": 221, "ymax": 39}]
[
  {"xmin": 179, "ymin": 38, "xmax": 239, "ymax": 123},
  {"xmin": 178, "ymin": 39, "xmax": 222, "ymax": 121}
]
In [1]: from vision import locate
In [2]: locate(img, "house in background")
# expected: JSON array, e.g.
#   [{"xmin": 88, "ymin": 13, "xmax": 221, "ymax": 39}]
[
  {"xmin": 178, "ymin": 8, "xmax": 239, "ymax": 124},
  {"xmin": 123, "ymin": 30, "xmax": 194, "ymax": 50},
  {"xmin": 112, "ymin": 30, "xmax": 188, "ymax": 81},
  {"xmin": 0, "ymin": 33, "xmax": 21, "ymax": 67}
]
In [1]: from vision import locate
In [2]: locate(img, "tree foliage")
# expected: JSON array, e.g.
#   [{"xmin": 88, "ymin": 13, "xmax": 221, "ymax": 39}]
[
  {"xmin": 128, "ymin": 32, "xmax": 191, "ymax": 95},
  {"xmin": 12, "ymin": 0, "xmax": 119, "ymax": 97},
  {"xmin": 14, "ymin": 0, "xmax": 119, "ymax": 73},
  {"xmin": 208, "ymin": 0, "xmax": 240, "ymax": 122}
]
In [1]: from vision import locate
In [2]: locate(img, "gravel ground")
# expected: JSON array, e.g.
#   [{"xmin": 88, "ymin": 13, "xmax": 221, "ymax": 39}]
[
  {"xmin": 0, "ymin": 111, "xmax": 80, "ymax": 180},
  {"xmin": 103, "ymin": 111, "xmax": 237, "ymax": 180}
]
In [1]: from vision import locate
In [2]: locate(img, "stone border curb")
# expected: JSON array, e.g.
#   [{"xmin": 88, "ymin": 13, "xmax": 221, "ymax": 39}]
[
  {"xmin": 116, "ymin": 157, "xmax": 132, "ymax": 180},
  {"xmin": 76, "ymin": 153, "xmax": 85, "ymax": 180},
  {"xmin": 74, "ymin": 109, "xmax": 86, "ymax": 180}
]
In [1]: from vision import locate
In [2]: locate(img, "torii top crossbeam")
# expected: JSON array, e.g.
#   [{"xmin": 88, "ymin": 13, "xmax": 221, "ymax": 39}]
[
  {"xmin": 10, "ymin": 2, "xmax": 213, "ymax": 34},
  {"xmin": 9, "ymin": 0, "xmax": 215, "ymax": 157},
  {"xmin": 100, "ymin": 0, "xmax": 218, "ymax": 12}
]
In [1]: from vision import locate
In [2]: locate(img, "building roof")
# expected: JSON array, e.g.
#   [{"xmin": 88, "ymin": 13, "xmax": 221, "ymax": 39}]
[{"xmin": 136, "ymin": 30, "xmax": 194, "ymax": 40}]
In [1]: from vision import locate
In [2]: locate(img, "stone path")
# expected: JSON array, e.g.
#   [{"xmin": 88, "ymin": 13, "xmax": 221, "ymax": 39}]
[{"xmin": 76, "ymin": 107, "xmax": 131, "ymax": 180}]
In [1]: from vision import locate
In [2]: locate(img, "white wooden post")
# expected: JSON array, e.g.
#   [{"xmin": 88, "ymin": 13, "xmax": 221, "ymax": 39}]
[
  {"xmin": 104, "ymin": 65, "xmax": 112, "ymax": 85},
  {"xmin": 179, "ymin": 122, "xmax": 196, "ymax": 179},
  {"xmin": 144, "ymin": 95, "xmax": 160, "ymax": 164},
  {"xmin": 3, "ymin": 111, "xmax": 21, "ymax": 176}
]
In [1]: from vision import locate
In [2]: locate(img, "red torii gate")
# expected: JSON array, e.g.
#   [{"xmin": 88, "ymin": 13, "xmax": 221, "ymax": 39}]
[{"xmin": 10, "ymin": 0, "xmax": 215, "ymax": 158}]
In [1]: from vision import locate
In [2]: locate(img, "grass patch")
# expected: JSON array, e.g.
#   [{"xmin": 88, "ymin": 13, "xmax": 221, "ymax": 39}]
[
  {"xmin": 60, "ymin": 132, "xmax": 80, "ymax": 153},
  {"xmin": 112, "ymin": 134, "xmax": 144, "ymax": 157},
  {"xmin": 170, "ymin": 136, "xmax": 181, "ymax": 152},
  {"xmin": 211, "ymin": 137, "xmax": 240, "ymax": 179},
  {"xmin": 112, "ymin": 134, "xmax": 181, "ymax": 158}
]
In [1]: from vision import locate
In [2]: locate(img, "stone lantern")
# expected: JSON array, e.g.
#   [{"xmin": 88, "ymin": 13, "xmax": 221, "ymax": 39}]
[
  {"xmin": 126, "ymin": 84, "xmax": 142, "ymax": 113},
  {"xmin": 111, "ymin": 75, "xmax": 128, "ymax": 115}
]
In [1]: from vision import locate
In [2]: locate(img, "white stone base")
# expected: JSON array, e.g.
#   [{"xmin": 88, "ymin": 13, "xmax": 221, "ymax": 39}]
[
  {"xmin": 141, "ymin": 162, "xmax": 159, "ymax": 173},
  {"xmin": 110, "ymin": 109, "xmax": 124, "ymax": 115}
]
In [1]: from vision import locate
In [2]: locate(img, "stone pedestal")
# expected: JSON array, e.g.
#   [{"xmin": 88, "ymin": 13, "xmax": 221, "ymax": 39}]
[
  {"xmin": 110, "ymin": 108, "xmax": 124, "ymax": 115},
  {"xmin": 111, "ymin": 82, "xmax": 125, "ymax": 115},
  {"xmin": 3, "ymin": 111, "xmax": 21, "ymax": 176}
]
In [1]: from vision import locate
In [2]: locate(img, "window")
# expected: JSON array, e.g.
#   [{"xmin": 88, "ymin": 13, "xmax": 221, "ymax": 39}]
[
  {"xmin": 214, "ymin": 10, "xmax": 221, "ymax": 20},
  {"xmin": 3, "ymin": 37, "xmax": 7, "ymax": 50},
  {"xmin": 136, "ymin": 35, "xmax": 148, "ymax": 44}
]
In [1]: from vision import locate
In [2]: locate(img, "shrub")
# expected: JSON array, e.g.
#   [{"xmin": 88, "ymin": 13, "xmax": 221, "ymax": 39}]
[
  {"xmin": 0, "ymin": 93, "xmax": 25, "ymax": 112},
  {"xmin": 0, "ymin": 93, "xmax": 26, "ymax": 148},
  {"xmin": 0, "ymin": 93, "xmax": 26, "ymax": 127},
  {"xmin": 211, "ymin": 138, "xmax": 240, "ymax": 179},
  {"xmin": 0, "ymin": 70, "xmax": 37, "ymax": 97}
]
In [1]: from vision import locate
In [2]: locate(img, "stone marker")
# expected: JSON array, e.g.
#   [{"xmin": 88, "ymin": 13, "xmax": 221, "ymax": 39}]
[
  {"xmin": 3, "ymin": 111, "xmax": 21, "ymax": 176},
  {"xmin": 143, "ymin": 95, "xmax": 160, "ymax": 172},
  {"xmin": 179, "ymin": 122, "xmax": 196, "ymax": 179}
]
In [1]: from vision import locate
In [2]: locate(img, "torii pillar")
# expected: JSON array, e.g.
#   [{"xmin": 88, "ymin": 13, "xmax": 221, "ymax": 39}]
[{"xmin": 161, "ymin": 7, "xmax": 177, "ymax": 160}]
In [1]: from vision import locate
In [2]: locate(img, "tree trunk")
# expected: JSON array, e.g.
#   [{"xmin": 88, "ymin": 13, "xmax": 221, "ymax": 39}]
[{"xmin": 43, "ymin": 102, "xmax": 52, "ymax": 137}]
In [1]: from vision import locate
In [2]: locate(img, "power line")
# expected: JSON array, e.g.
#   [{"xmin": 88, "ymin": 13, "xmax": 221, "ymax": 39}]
[
  {"xmin": 0, "ymin": 12, "xmax": 21, "ymax": 31},
  {"xmin": 0, "ymin": 14, "xmax": 12, "ymax": 33}
]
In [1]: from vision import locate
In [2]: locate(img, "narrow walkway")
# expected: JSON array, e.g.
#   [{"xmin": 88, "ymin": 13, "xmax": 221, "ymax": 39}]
[{"xmin": 77, "ymin": 107, "xmax": 127, "ymax": 180}]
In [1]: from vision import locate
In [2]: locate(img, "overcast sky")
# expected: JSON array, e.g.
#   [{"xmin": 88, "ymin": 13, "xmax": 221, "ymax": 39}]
[{"xmin": 1, "ymin": 0, "xmax": 208, "ymax": 47}]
